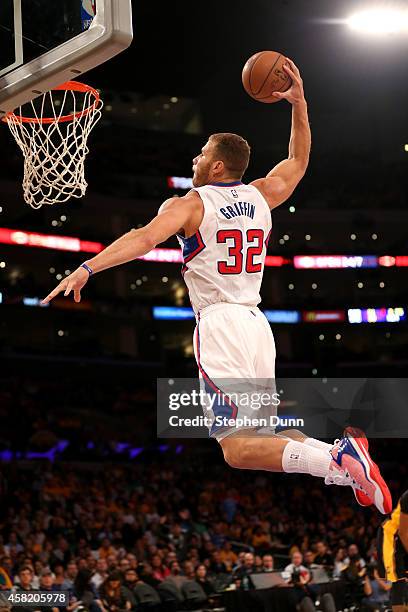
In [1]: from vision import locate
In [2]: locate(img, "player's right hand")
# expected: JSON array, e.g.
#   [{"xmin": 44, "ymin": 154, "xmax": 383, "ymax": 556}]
[
  {"xmin": 42, "ymin": 267, "xmax": 89, "ymax": 304},
  {"xmin": 273, "ymin": 58, "xmax": 305, "ymax": 106}
]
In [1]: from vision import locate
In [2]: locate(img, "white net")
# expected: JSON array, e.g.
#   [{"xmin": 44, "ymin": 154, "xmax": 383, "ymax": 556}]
[{"xmin": 5, "ymin": 82, "xmax": 103, "ymax": 209}]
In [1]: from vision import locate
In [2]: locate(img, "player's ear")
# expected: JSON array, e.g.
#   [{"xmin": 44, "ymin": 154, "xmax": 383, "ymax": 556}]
[{"xmin": 212, "ymin": 159, "xmax": 224, "ymax": 174}]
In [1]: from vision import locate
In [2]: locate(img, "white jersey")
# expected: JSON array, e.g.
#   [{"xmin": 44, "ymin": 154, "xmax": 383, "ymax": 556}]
[{"xmin": 177, "ymin": 181, "xmax": 272, "ymax": 313}]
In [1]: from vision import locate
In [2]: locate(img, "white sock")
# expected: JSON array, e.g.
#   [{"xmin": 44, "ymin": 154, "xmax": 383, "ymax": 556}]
[
  {"xmin": 282, "ymin": 440, "xmax": 332, "ymax": 478},
  {"xmin": 304, "ymin": 438, "xmax": 332, "ymax": 453}
]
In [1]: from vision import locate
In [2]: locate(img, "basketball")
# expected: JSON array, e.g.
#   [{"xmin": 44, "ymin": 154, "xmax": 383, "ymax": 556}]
[{"xmin": 242, "ymin": 51, "xmax": 292, "ymax": 103}]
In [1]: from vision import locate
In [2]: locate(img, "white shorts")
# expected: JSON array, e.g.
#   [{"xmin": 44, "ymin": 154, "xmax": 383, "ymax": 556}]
[{"xmin": 193, "ymin": 303, "xmax": 277, "ymax": 441}]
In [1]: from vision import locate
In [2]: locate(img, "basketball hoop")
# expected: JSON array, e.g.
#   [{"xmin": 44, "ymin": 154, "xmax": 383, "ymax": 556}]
[{"xmin": 2, "ymin": 81, "xmax": 103, "ymax": 209}]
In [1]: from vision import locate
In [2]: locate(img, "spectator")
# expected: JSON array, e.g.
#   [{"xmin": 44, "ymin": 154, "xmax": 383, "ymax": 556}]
[
  {"xmin": 0, "ymin": 558, "xmax": 13, "ymax": 585},
  {"xmin": 233, "ymin": 553, "xmax": 255, "ymax": 588},
  {"xmin": 182, "ymin": 561, "xmax": 196, "ymax": 581},
  {"xmin": 285, "ymin": 552, "xmax": 311, "ymax": 585},
  {"xmin": 344, "ymin": 544, "xmax": 366, "ymax": 569},
  {"xmin": 166, "ymin": 561, "xmax": 187, "ymax": 590},
  {"xmin": 151, "ymin": 555, "xmax": 170, "ymax": 582},
  {"xmin": 254, "ymin": 555, "xmax": 263, "ymax": 572},
  {"xmin": 125, "ymin": 555, "xmax": 138, "ymax": 571},
  {"xmin": 195, "ymin": 565, "xmax": 215, "ymax": 597},
  {"xmin": 99, "ymin": 572, "xmax": 135, "ymax": 612},
  {"xmin": 0, "ymin": 561, "xmax": 12, "ymax": 589},
  {"xmin": 52, "ymin": 539, "xmax": 71, "ymax": 566},
  {"xmin": 37, "ymin": 570, "xmax": 59, "ymax": 612},
  {"xmin": 91, "ymin": 559, "xmax": 109, "ymax": 591},
  {"xmin": 285, "ymin": 552, "xmax": 314, "ymax": 610},
  {"xmin": 232, "ymin": 552, "xmax": 246, "ymax": 573},
  {"xmin": 186, "ymin": 547, "xmax": 200, "ymax": 566},
  {"xmin": 221, "ymin": 489, "xmax": 238, "ymax": 523},
  {"xmin": 52, "ymin": 564, "xmax": 67, "ymax": 588},
  {"xmin": 252, "ymin": 527, "xmax": 271, "ymax": 554},
  {"xmin": 14, "ymin": 566, "xmax": 35, "ymax": 591},
  {"xmin": 133, "ymin": 563, "xmax": 157, "ymax": 588},
  {"xmin": 71, "ymin": 570, "xmax": 102, "ymax": 612},
  {"xmin": 314, "ymin": 541, "xmax": 334, "ymax": 569},
  {"xmin": 303, "ymin": 551, "xmax": 316, "ymax": 570},
  {"xmin": 39, "ymin": 569, "xmax": 56, "ymax": 591},
  {"xmin": 209, "ymin": 551, "xmax": 227, "ymax": 575},
  {"xmin": 333, "ymin": 548, "xmax": 347, "ymax": 578},
  {"xmin": 122, "ymin": 568, "xmax": 140, "ymax": 594},
  {"xmin": 341, "ymin": 547, "xmax": 367, "ymax": 609},
  {"xmin": 285, "ymin": 552, "xmax": 336, "ymax": 612},
  {"xmin": 164, "ymin": 552, "xmax": 177, "ymax": 568},
  {"xmin": 262, "ymin": 554, "xmax": 274, "ymax": 572},
  {"xmin": 5, "ymin": 533, "xmax": 23, "ymax": 556},
  {"xmin": 361, "ymin": 565, "xmax": 391, "ymax": 611},
  {"xmin": 210, "ymin": 523, "xmax": 227, "ymax": 549},
  {"xmin": 167, "ymin": 525, "xmax": 185, "ymax": 553},
  {"xmin": 64, "ymin": 562, "xmax": 78, "ymax": 590},
  {"xmin": 105, "ymin": 554, "xmax": 117, "ymax": 572},
  {"xmin": 219, "ymin": 542, "xmax": 237, "ymax": 571},
  {"xmin": 12, "ymin": 566, "xmax": 38, "ymax": 612},
  {"xmin": 118, "ymin": 559, "xmax": 130, "ymax": 576},
  {"xmin": 98, "ymin": 539, "xmax": 116, "ymax": 561}
]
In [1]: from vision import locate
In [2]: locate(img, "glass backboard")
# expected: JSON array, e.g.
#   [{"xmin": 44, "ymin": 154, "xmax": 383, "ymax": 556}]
[{"xmin": 0, "ymin": 0, "xmax": 133, "ymax": 117}]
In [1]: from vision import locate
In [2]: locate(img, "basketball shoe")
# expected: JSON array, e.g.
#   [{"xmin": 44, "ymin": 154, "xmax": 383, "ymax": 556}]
[{"xmin": 326, "ymin": 426, "xmax": 392, "ymax": 514}]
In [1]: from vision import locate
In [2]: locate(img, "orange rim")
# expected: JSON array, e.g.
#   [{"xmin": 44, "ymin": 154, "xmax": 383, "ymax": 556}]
[{"xmin": 2, "ymin": 81, "xmax": 101, "ymax": 125}]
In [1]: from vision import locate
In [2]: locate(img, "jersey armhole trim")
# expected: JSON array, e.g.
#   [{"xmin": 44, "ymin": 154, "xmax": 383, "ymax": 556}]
[{"xmin": 181, "ymin": 229, "xmax": 206, "ymax": 263}]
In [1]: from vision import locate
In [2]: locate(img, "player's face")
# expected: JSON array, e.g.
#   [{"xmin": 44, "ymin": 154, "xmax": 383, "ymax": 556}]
[{"xmin": 192, "ymin": 142, "xmax": 214, "ymax": 187}]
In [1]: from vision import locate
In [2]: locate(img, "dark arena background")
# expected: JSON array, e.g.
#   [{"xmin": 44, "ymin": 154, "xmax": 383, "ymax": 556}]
[{"xmin": 1, "ymin": 1, "xmax": 408, "ymax": 611}]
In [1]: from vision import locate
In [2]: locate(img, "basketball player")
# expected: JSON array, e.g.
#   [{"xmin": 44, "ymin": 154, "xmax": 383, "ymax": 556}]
[
  {"xmin": 42, "ymin": 59, "xmax": 391, "ymax": 515},
  {"xmin": 377, "ymin": 489, "xmax": 408, "ymax": 611}
]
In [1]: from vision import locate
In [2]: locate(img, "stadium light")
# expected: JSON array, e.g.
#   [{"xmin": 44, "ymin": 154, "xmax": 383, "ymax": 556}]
[{"xmin": 347, "ymin": 9, "xmax": 408, "ymax": 34}]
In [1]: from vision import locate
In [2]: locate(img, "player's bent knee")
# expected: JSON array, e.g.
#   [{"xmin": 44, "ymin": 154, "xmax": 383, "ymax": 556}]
[
  {"xmin": 220, "ymin": 438, "xmax": 241, "ymax": 468},
  {"xmin": 220, "ymin": 437, "xmax": 253, "ymax": 469}
]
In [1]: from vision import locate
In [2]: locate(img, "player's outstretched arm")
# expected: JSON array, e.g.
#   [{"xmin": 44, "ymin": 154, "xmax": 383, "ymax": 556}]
[
  {"xmin": 42, "ymin": 193, "xmax": 201, "ymax": 304},
  {"xmin": 251, "ymin": 59, "xmax": 311, "ymax": 210}
]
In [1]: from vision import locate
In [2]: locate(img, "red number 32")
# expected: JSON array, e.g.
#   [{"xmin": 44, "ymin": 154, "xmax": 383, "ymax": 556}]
[{"xmin": 217, "ymin": 229, "xmax": 264, "ymax": 275}]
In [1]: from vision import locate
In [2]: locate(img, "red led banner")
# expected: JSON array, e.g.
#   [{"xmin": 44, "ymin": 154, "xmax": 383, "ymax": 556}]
[
  {"xmin": 1, "ymin": 228, "xmax": 407, "ymax": 270},
  {"xmin": 0, "ymin": 228, "xmax": 103, "ymax": 254},
  {"xmin": 265, "ymin": 255, "xmax": 288, "ymax": 267}
]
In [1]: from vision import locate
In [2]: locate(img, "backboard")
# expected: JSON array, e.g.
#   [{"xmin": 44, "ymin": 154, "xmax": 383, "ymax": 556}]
[{"xmin": 0, "ymin": 0, "xmax": 133, "ymax": 117}]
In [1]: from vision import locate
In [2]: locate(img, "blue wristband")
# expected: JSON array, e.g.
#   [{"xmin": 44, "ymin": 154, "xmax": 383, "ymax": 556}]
[{"xmin": 81, "ymin": 263, "xmax": 94, "ymax": 276}]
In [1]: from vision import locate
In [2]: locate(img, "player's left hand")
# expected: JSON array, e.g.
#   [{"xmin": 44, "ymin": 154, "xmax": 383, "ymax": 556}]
[
  {"xmin": 42, "ymin": 266, "xmax": 89, "ymax": 304},
  {"xmin": 272, "ymin": 58, "xmax": 305, "ymax": 106}
]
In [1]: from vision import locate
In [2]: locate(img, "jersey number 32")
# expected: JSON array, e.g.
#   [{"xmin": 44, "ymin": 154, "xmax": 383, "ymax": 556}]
[{"xmin": 216, "ymin": 229, "xmax": 265, "ymax": 275}]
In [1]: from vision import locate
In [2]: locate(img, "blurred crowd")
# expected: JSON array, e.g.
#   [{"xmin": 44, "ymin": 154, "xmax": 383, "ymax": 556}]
[{"xmin": 0, "ymin": 449, "xmax": 405, "ymax": 610}]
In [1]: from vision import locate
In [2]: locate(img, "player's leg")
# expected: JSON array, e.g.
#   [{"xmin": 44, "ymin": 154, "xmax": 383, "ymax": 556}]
[
  {"xmin": 220, "ymin": 431, "xmax": 334, "ymax": 475},
  {"xmin": 195, "ymin": 305, "xmax": 391, "ymax": 513},
  {"xmin": 196, "ymin": 307, "xmax": 344, "ymax": 476}
]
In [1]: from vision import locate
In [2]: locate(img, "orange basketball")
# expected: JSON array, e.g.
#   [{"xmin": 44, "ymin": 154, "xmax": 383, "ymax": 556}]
[{"xmin": 242, "ymin": 51, "xmax": 292, "ymax": 103}]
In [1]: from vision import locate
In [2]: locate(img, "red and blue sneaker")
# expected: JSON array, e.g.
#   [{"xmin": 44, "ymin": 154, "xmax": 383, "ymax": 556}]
[
  {"xmin": 344, "ymin": 427, "xmax": 372, "ymax": 507},
  {"xmin": 327, "ymin": 427, "xmax": 392, "ymax": 514}
]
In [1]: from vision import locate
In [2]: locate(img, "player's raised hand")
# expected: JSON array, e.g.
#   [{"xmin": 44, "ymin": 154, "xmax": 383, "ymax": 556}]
[
  {"xmin": 42, "ymin": 266, "xmax": 89, "ymax": 304},
  {"xmin": 272, "ymin": 59, "xmax": 305, "ymax": 105}
]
